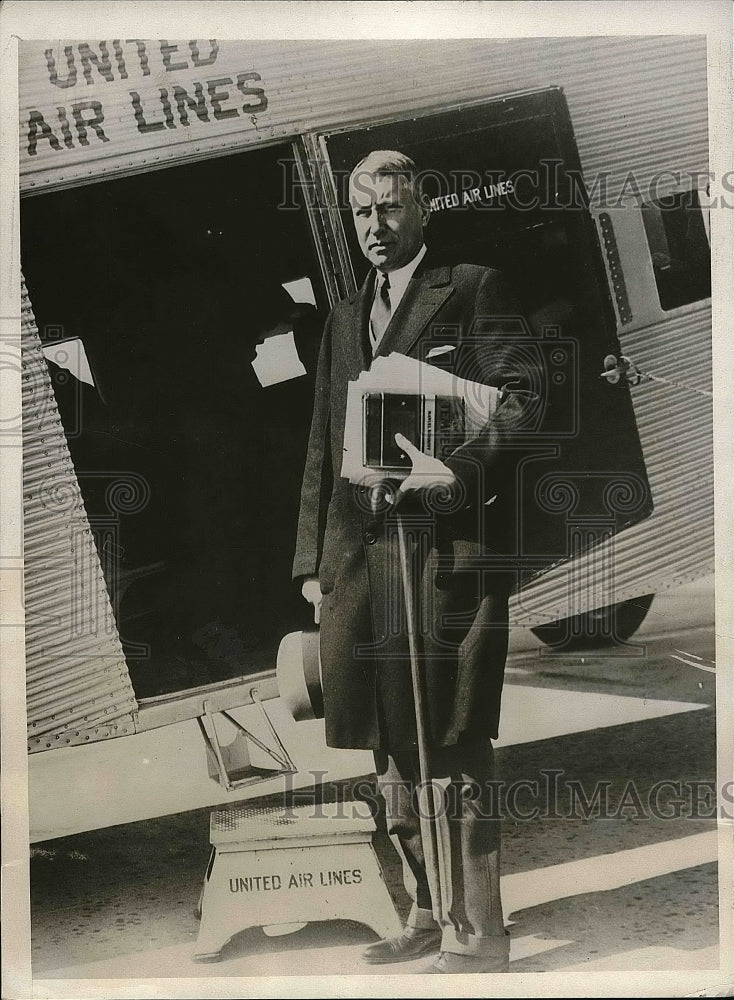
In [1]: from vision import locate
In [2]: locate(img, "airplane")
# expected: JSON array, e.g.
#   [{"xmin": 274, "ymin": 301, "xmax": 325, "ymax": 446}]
[{"xmin": 10, "ymin": 35, "xmax": 713, "ymax": 840}]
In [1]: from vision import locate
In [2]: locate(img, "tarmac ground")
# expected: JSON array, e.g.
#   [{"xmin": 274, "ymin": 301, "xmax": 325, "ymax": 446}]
[{"xmin": 26, "ymin": 576, "xmax": 726, "ymax": 984}]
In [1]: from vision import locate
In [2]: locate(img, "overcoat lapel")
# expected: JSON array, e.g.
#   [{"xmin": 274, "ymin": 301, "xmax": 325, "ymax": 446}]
[
  {"xmin": 375, "ymin": 264, "xmax": 454, "ymax": 359},
  {"xmin": 339, "ymin": 273, "xmax": 373, "ymax": 376},
  {"xmin": 339, "ymin": 263, "xmax": 456, "ymax": 374}
]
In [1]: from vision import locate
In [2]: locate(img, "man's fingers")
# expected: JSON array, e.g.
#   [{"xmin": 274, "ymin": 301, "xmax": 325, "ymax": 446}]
[
  {"xmin": 396, "ymin": 473, "xmax": 422, "ymax": 498},
  {"xmin": 398, "ymin": 475, "xmax": 428, "ymax": 495},
  {"xmin": 394, "ymin": 432, "xmax": 421, "ymax": 460},
  {"xmin": 301, "ymin": 578, "xmax": 323, "ymax": 624}
]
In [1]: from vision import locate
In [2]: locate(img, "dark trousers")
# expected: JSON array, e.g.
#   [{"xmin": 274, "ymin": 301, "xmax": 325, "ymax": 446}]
[{"xmin": 374, "ymin": 741, "xmax": 507, "ymax": 956}]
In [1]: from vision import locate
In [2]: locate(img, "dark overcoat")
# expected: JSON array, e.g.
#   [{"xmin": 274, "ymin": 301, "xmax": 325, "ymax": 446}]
[{"xmin": 293, "ymin": 258, "xmax": 540, "ymax": 750}]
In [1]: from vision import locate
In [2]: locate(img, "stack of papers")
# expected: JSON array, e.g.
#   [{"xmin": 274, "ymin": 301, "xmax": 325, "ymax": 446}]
[{"xmin": 341, "ymin": 352, "xmax": 500, "ymax": 484}]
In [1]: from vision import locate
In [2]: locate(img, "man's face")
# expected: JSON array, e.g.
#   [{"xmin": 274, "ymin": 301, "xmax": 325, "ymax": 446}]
[{"xmin": 349, "ymin": 171, "xmax": 428, "ymax": 272}]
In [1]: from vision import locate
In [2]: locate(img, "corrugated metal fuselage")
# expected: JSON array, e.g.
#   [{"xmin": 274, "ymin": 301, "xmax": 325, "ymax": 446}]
[{"xmin": 18, "ymin": 36, "xmax": 713, "ymax": 755}]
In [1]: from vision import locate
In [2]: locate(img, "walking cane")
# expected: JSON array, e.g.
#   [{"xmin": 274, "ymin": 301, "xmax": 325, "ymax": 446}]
[{"xmin": 394, "ymin": 506, "xmax": 452, "ymax": 927}]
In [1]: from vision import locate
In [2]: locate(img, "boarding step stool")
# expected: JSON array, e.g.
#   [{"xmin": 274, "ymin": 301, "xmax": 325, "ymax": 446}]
[{"xmin": 194, "ymin": 800, "xmax": 402, "ymax": 960}]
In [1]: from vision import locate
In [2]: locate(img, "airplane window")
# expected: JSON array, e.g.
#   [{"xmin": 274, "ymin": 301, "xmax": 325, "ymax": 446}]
[{"xmin": 641, "ymin": 189, "xmax": 711, "ymax": 311}]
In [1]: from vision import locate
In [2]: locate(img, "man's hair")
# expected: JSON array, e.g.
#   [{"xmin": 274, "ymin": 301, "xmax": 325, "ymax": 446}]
[{"xmin": 349, "ymin": 149, "xmax": 422, "ymax": 201}]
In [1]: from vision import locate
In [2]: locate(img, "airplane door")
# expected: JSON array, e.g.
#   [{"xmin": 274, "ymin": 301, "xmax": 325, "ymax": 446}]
[{"xmin": 320, "ymin": 87, "xmax": 653, "ymax": 587}]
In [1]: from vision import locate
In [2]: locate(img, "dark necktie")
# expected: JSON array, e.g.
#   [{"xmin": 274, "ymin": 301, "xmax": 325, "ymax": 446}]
[{"xmin": 370, "ymin": 273, "xmax": 391, "ymax": 353}]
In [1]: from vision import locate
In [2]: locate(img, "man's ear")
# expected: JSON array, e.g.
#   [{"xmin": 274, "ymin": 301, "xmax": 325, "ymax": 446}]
[{"xmin": 421, "ymin": 205, "xmax": 432, "ymax": 228}]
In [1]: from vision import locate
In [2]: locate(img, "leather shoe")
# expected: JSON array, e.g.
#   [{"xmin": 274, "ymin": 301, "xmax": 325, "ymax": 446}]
[
  {"xmin": 425, "ymin": 948, "xmax": 510, "ymax": 974},
  {"xmin": 362, "ymin": 925, "xmax": 442, "ymax": 965}
]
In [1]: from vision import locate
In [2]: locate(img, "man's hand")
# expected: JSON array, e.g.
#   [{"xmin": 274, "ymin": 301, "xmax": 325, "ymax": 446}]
[
  {"xmin": 394, "ymin": 432, "xmax": 457, "ymax": 502},
  {"xmin": 301, "ymin": 576, "xmax": 323, "ymax": 624}
]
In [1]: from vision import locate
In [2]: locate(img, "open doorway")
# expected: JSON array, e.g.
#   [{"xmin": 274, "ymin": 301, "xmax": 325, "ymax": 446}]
[
  {"xmin": 322, "ymin": 89, "xmax": 653, "ymax": 582},
  {"xmin": 21, "ymin": 143, "xmax": 327, "ymax": 696}
]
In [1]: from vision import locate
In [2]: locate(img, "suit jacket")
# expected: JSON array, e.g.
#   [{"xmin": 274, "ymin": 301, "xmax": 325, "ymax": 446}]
[{"xmin": 293, "ymin": 257, "xmax": 541, "ymax": 750}]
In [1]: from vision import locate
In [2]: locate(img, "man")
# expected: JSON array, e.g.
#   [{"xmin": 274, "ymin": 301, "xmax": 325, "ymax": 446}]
[{"xmin": 293, "ymin": 150, "xmax": 539, "ymax": 974}]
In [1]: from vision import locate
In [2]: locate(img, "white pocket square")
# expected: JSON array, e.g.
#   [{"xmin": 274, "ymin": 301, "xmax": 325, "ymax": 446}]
[{"xmin": 426, "ymin": 344, "xmax": 456, "ymax": 359}]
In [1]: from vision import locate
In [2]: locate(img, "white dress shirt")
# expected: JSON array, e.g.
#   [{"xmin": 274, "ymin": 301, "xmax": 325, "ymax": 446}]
[{"xmin": 369, "ymin": 244, "xmax": 427, "ymax": 351}]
